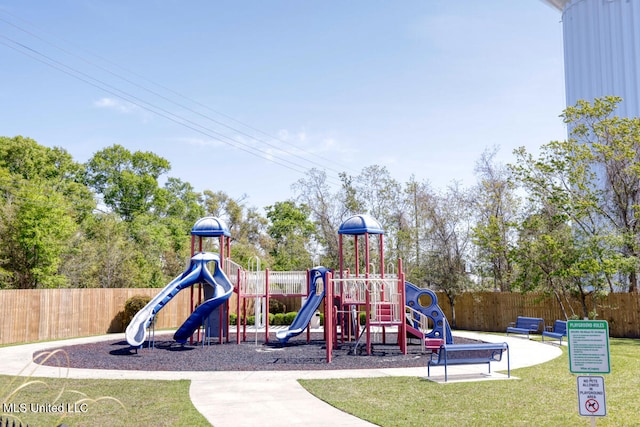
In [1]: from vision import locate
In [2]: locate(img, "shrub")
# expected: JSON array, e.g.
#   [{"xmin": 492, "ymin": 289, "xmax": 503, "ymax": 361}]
[
  {"xmin": 269, "ymin": 299, "xmax": 286, "ymax": 314},
  {"xmin": 122, "ymin": 295, "xmax": 152, "ymax": 329},
  {"xmin": 360, "ymin": 312, "xmax": 367, "ymax": 325},
  {"xmin": 229, "ymin": 313, "xmax": 237, "ymax": 325},
  {"xmin": 234, "ymin": 315, "xmax": 255, "ymax": 326},
  {"xmin": 284, "ymin": 312, "xmax": 298, "ymax": 325},
  {"xmin": 272, "ymin": 313, "xmax": 285, "ymax": 325}
]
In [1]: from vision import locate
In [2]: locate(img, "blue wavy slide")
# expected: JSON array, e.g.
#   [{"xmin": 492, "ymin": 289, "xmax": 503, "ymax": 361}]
[
  {"xmin": 125, "ymin": 252, "xmax": 233, "ymax": 347},
  {"xmin": 405, "ymin": 280, "xmax": 453, "ymax": 344},
  {"xmin": 276, "ymin": 267, "xmax": 329, "ymax": 344}
]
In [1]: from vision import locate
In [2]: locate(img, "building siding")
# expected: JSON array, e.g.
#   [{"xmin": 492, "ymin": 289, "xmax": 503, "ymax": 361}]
[{"xmin": 561, "ymin": 0, "xmax": 640, "ymax": 117}]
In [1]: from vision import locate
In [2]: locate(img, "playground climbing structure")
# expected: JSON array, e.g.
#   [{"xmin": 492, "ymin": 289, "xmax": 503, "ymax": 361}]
[{"xmin": 125, "ymin": 214, "xmax": 452, "ymax": 365}]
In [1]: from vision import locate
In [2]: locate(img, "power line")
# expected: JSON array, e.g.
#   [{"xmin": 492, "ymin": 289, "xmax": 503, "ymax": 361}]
[
  {"xmin": 1, "ymin": 35, "xmax": 347, "ymax": 187},
  {"xmin": 0, "ymin": 36, "xmax": 302, "ymax": 173},
  {"xmin": 0, "ymin": 11, "xmax": 358, "ymax": 185},
  {"xmin": 36, "ymin": 20, "xmax": 351, "ymax": 174}
]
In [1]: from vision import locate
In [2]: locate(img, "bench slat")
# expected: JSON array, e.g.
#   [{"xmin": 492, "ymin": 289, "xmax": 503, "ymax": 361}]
[
  {"xmin": 543, "ymin": 332, "xmax": 564, "ymax": 338},
  {"xmin": 429, "ymin": 358, "xmax": 494, "ymax": 366},
  {"xmin": 440, "ymin": 343, "xmax": 507, "ymax": 351}
]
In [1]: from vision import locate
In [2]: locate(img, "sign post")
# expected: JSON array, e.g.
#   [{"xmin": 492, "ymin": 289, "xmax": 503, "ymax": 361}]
[{"xmin": 568, "ymin": 320, "xmax": 610, "ymax": 425}]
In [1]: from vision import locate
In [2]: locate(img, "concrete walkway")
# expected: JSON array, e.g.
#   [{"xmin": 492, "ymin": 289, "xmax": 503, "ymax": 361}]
[{"xmin": 0, "ymin": 331, "xmax": 562, "ymax": 426}]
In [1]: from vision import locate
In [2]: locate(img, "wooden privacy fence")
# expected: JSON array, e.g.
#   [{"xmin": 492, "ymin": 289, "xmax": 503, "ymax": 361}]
[
  {"xmin": 1, "ymin": 288, "xmax": 639, "ymax": 345},
  {"xmin": 0, "ymin": 288, "xmax": 303, "ymax": 345},
  {"xmin": 436, "ymin": 291, "xmax": 640, "ymax": 339},
  {"xmin": 1, "ymin": 288, "xmax": 187, "ymax": 345}
]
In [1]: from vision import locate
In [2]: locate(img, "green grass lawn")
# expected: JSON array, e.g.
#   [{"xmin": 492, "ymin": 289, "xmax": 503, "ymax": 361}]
[
  {"xmin": 2, "ymin": 337, "xmax": 639, "ymax": 426},
  {"xmin": 300, "ymin": 338, "xmax": 640, "ymax": 427},
  {"xmin": 1, "ymin": 375, "xmax": 209, "ymax": 426}
]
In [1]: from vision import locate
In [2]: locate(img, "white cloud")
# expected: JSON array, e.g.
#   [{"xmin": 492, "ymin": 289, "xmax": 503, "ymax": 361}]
[
  {"xmin": 175, "ymin": 137, "xmax": 224, "ymax": 148},
  {"xmin": 93, "ymin": 97, "xmax": 147, "ymax": 115},
  {"xmin": 272, "ymin": 128, "xmax": 353, "ymax": 157},
  {"xmin": 276, "ymin": 129, "xmax": 290, "ymax": 140}
]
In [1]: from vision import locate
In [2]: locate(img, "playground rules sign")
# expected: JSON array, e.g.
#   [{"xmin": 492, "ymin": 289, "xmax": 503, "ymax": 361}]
[{"xmin": 567, "ymin": 320, "xmax": 610, "ymax": 374}]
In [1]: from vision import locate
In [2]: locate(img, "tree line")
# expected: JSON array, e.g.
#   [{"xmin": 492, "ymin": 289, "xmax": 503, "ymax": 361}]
[{"xmin": 1, "ymin": 98, "xmax": 638, "ymax": 318}]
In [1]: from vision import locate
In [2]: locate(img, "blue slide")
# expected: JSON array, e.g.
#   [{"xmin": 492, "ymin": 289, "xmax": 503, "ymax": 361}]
[
  {"xmin": 125, "ymin": 252, "xmax": 233, "ymax": 347},
  {"xmin": 276, "ymin": 267, "xmax": 329, "ymax": 344},
  {"xmin": 405, "ymin": 281, "xmax": 453, "ymax": 344},
  {"xmin": 173, "ymin": 258, "xmax": 233, "ymax": 343}
]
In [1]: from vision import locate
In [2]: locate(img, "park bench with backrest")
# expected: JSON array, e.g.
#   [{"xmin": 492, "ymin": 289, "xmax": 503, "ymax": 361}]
[
  {"xmin": 506, "ymin": 316, "xmax": 545, "ymax": 339},
  {"xmin": 427, "ymin": 342, "xmax": 510, "ymax": 382},
  {"xmin": 542, "ymin": 320, "xmax": 567, "ymax": 345}
]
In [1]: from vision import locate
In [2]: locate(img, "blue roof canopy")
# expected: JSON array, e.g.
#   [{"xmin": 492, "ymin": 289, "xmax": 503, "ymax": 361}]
[
  {"xmin": 338, "ymin": 214, "xmax": 384, "ymax": 235},
  {"xmin": 191, "ymin": 216, "xmax": 231, "ymax": 237}
]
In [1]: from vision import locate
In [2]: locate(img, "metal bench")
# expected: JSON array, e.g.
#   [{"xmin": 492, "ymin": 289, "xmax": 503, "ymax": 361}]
[
  {"xmin": 427, "ymin": 342, "xmax": 510, "ymax": 382},
  {"xmin": 506, "ymin": 316, "xmax": 545, "ymax": 339},
  {"xmin": 542, "ymin": 320, "xmax": 567, "ymax": 345}
]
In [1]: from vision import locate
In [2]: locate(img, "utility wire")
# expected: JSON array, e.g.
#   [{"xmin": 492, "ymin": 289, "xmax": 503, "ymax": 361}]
[
  {"xmin": 0, "ymin": 11, "xmax": 358, "ymax": 182},
  {"xmin": 0, "ymin": 11, "xmax": 352, "ymax": 174},
  {"xmin": 1, "ymin": 34, "xmax": 348, "ymax": 185}
]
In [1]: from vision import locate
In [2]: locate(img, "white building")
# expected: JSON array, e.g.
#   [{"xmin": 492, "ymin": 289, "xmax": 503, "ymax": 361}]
[{"xmin": 543, "ymin": 0, "xmax": 640, "ymax": 117}]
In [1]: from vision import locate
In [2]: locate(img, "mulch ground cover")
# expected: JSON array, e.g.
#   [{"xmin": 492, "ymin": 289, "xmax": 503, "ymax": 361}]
[{"xmin": 33, "ymin": 331, "xmax": 483, "ymax": 372}]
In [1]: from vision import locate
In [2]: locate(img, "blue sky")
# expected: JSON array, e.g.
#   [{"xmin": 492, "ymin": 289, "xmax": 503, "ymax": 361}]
[{"xmin": 1, "ymin": 1, "xmax": 566, "ymax": 210}]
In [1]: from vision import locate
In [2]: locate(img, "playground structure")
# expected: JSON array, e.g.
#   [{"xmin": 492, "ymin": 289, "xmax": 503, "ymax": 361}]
[
  {"xmin": 321, "ymin": 214, "xmax": 453, "ymax": 361},
  {"xmin": 125, "ymin": 216, "xmax": 316, "ymax": 348},
  {"xmin": 325, "ymin": 214, "xmax": 407, "ymax": 359},
  {"xmin": 125, "ymin": 214, "xmax": 453, "ymax": 363}
]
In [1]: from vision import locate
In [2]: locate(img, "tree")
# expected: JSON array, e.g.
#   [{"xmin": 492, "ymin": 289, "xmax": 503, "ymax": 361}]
[
  {"xmin": 563, "ymin": 96, "xmax": 640, "ymax": 292},
  {"xmin": 127, "ymin": 213, "xmax": 177, "ymax": 287},
  {"xmin": 202, "ymin": 190, "xmax": 269, "ymax": 267},
  {"xmin": 472, "ymin": 147, "xmax": 519, "ymax": 291},
  {"xmin": 85, "ymin": 144, "xmax": 170, "ymax": 221},
  {"xmin": 508, "ymin": 99, "xmax": 639, "ymax": 317},
  {"xmin": 153, "ymin": 177, "xmax": 205, "ymax": 277},
  {"xmin": 0, "ymin": 136, "xmax": 77, "ymax": 181},
  {"xmin": 424, "ymin": 183, "xmax": 475, "ymax": 328},
  {"xmin": 65, "ymin": 213, "xmax": 137, "ymax": 288},
  {"xmin": 510, "ymin": 97, "xmax": 639, "ymax": 297},
  {"xmin": 353, "ymin": 166, "xmax": 401, "ymax": 225},
  {"xmin": 202, "ymin": 191, "xmax": 245, "ymax": 235},
  {"xmin": 510, "ymin": 138, "xmax": 616, "ymax": 314},
  {"xmin": 353, "ymin": 165, "xmax": 403, "ymax": 267},
  {"xmin": 511, "ymin": 204, "xmax": 580, "ymax": 319},
  {"xmin": 292, "ymin": 169, "xmax": 341, "ymax": 267},
  {"xmin": 265, "ymin": 201, "xmax": 315, "ymax": 270},
  {"xmin": 0, "ymin": 137, "xmax": 93, "ymax": 288},
  {"xmin": 338, "ymin": 172, "xmax": 364, "ymax": 217},
  {"xmin": 400, "ymin": 176, "xmax": 433, "ymax": 285},
  {"xmin": 154, "ymin": 177, "xmax": 204, "ymax": 224},
  {"xmin": 1, "ymin": 180, "xmax": 77, "ymax": 288},
  {"xmin": 0, "ymin": 136, "xmax": 95, "ymax": 222}
]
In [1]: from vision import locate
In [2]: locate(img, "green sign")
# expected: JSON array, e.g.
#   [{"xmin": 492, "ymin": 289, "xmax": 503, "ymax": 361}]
[{"xmin": 568, "ymin": 320, "xmax": 610, "ymax": 374}]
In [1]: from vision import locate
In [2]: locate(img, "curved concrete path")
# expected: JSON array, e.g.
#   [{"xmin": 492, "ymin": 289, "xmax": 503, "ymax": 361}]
[{"xmin": 0, "ymin": 331, "xmax": 562, "ymax": 426}]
